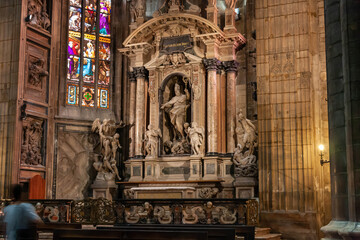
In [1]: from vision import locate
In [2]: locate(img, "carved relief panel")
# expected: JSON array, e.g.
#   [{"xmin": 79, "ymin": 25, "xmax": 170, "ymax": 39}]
[
  {"xmin": 27, "ymin": 0, "xmax": 51, "ymax": 32},
  {"xmin": 55, "ymin": 125, "xmax": 97, "ymax": 200},
  {"xmin": 24, "ymin": 42, "xmax": 49, "ymax": 103},
  {"xmin": 21, "ymin": 117, "xmax": 45, "ymax": 166}
]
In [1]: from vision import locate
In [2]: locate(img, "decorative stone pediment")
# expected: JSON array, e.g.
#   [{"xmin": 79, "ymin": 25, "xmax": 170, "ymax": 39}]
[{"xmin": 123, "ymin": 13, "xmax": 224, "ymax": 47}]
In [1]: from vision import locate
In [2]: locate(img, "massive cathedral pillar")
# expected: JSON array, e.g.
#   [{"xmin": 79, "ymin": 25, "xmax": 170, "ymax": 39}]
[
  {"xmin": 133, "ymin": 67, "xmax": 148, "ymax": 158},
  {"xmin": 128, "ymin": 71, "xmax": 136, "ymax": 158},
  {"xmin": 224, "ymin": 60, "xmax": 238, "ymax": 154},
  {"xmin": 321, "ymin": 0, "xmax": 360, "ymax": 239},
  {"xmin": 203, "ymin": 58, "xmax": 221, "ymax": 155}
]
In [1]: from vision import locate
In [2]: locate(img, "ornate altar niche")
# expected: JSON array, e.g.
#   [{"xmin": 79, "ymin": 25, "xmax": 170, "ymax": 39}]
[{"xmin": 120, "ymin": 0, "xmax": 248, "ymax": 199}]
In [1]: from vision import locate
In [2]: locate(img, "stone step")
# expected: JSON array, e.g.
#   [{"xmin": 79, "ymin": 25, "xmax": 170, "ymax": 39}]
[
  {"xmin": 255, "ymin": 227, "xmax": 282, "ymax": 240},
  {"xmin": 255, "ymin": 233, "xmax": 282, "ymax": 240},
  {"xmin": 255, "ymin": 227, "xmax": 271, "ymax": 236}
]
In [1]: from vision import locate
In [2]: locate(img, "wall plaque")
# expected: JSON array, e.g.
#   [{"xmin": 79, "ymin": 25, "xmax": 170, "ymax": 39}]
[{"xmin": 160, "ymin": 35, "xmax": 192, "ymax": 54}]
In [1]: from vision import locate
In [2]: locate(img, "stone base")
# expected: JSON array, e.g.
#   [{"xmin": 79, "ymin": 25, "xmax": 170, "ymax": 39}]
[
  {"xmin": 234, "ymin": 176, "xmax": 257, "ymax": 198},
  {"xmin": 321, "ymin": 220, "xmax": 360, "ymax": 240},
  {"xmin": 91, "ymin": 180, "xmax": 118, "ymax": 200}
]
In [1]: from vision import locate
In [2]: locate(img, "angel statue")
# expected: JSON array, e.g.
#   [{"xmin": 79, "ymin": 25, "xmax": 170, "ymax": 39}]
[
  {"xmin": 143, "ymin": 125, "xmax": 162, "ymax": 158},
  {"xmin": 185, "ymin": 122, "xmax": 205, "ymax": 155},
  {"xmin": 92, "ymin": 118, "xmax": 125, "ymax": 181}
]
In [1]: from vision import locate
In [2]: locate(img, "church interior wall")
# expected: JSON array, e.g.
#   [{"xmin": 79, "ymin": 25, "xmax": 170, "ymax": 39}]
[
  {"xmin": 0, "ymin": 0, "xmax": 22, "ymax": 199},
  {"xmin": 4, "ymin": 0, "xmax": 360, "ymax": 239},
  {"xmin": 255, "ymin": 0, "xmax": 331, "ymax": 239}
]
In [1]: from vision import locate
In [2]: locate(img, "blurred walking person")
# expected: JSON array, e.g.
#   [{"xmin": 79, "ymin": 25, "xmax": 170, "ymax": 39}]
[{"xmin": 4, "ymin": 184, "xmax": 42, "ymax": 240}]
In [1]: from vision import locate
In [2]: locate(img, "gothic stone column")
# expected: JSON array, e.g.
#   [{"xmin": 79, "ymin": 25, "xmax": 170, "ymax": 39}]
[
  {"xmin": 203, "ymin": 58, "xmax": 221, "ymax": 155},
  {"xmin": 321, "ymin": 0, "xmax": 360, "ymax": 239},
  {"xmin": 128, "ymin": 71, "xmax": 136, "ymax": 158},
  {"xmin": 223, "ymin": 60, "xmax": 238, "ymax": 154},
  {"xmin": 133, "ymin": 67, "xmax": 148, "ymax": 158}
]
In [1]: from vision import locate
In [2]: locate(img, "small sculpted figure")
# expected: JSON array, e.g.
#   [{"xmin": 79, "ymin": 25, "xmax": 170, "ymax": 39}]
[
  {"xmin": 144, "ymin": 125, "xmax": 162, "ymax": 158},
  {"xmin": 185, "ymin": 122, "xmax": 205, "ymax": 155}
]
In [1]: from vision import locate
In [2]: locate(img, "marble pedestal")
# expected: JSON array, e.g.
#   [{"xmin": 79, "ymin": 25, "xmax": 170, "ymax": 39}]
[
  {"xmin": 91, "ymin": 180, "xmax": 118, "ymax": 201},
  {"xmin": 234, "ymin": 176, "xmax": 257, "ymax": 199},
  {"xmin": 188, "ymin": 156, "xmax": 202, "ymax": 181}
]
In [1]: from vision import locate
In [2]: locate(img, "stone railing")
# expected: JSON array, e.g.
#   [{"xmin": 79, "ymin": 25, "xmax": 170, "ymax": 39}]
[{"xmin": 0, "ymin": 198, "xmax": 259, "ymax": 226}]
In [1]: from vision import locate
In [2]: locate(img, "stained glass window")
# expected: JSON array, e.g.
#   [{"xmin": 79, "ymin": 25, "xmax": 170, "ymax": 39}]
[{"xmin": 66, "ymin": 0, "xmax": 111, "ymax": 108}]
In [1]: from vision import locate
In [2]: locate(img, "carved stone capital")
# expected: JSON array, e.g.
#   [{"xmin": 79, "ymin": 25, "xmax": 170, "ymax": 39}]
[
  {"xmin": 133, "ymin": 66, "xmax": 149, "ymax": 79},
  {"xmin": 128, "ymin": 71, "xmax": 136, "ymax": 82},
  {"xmin": 203, "ymin": 58, "xmax": 222, "ymax": 71},
  {"xmin": 223, "ymin": 60, "xmax": 239, "ymax": 73}
]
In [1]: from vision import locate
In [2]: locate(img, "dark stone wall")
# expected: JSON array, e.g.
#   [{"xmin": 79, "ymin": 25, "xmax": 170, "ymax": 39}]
[
  {"xmin": 0, "ymin": 0, "xmax": 22, "ymax": 198},
  {"xmin": 324, "ymin": 0, "xmax": 360, "ymax": 222}
]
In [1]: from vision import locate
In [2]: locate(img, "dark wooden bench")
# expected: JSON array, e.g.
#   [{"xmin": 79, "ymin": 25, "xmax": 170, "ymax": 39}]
[
  {"xmin": 53, "ymin": 229, "xmax": 208, "ymax": 240},
  {"xmin": 98, "ymin": 224, "xmax": 254, "ymax": 240}
]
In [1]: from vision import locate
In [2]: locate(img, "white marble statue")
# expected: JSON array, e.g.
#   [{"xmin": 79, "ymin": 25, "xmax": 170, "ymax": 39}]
[
  {"xmin": 92, "ymin": 118, "xmax": 125, "ymax": 181},
  {"xmin": 144, "ymin": 125, "xmax": 162, "ymax": 158},
  {"xmin": 185, "ymin": 122, "xmax": 205, "ymax": 155},
  {"xmin": 233, "ymin": 110, "xmax": 258, "ymax": 177},
  {"xmin": 161, "ymin": 83, "xmax": 190, "ymax": 141},
  {"xmin": 235, "ymin": 109, "xmax": 257, "ymax": 156}
]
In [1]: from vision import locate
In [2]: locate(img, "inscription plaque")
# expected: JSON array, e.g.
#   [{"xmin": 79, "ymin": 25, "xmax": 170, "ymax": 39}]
[{"xmin": 160, "ymin": 34, "xmax": 192, "ymax": 54}]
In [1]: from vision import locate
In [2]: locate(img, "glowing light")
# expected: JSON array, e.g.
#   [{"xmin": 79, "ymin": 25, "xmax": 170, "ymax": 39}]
[{"xmin": 318, "ymin": 144, "xmax": 324, "ymax": 151}]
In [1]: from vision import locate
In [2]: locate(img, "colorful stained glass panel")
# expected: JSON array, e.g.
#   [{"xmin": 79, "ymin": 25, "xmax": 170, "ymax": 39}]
[
  {"xmin": 98, "ymin": 61, "xmax": 110, "ymax": 85},
  {"xmin": 99, "ymin": 39, "xmax": 110, "ymax": 60},
  {"xmin": 68, "ymin": 32, "xmax": 81, "ymax": 56},
  {"xmin": 98, "ymin": 88, "xmax": 109, "ymax": 108},
  {"xmin": 70, "ymin": 0, "xmax": 81, "ymax": 7},
  {"xmin": 100, "ymin": 0, "xmax": 111, "ymax": 14},
  {"xmin": 83, "ymin": 58, "xmax": 96, "ymax": 83},
  {"xmin": 69, "ymin": 7, "xmax": 82, "ymax": 32},
  {"xmin": 84, "ymin": 10, "xmax": 96, "ymax": 34},
  {"xmin": 83, "ymin": 34, "xmax": 96, "ymax": 58},
  {"xmin": 82, "ymin": 86, "xmax": 95, "ymax": 107},
  {"xmin": 67, "ymin": 55, "xmax": 80, "ymax": 81},
  {"xmin": 99, "ymin": 13, "xmax": 110, "ymax": 36},
  {"xmin": 67, "ymin": 84, "xmax": 79, "ymax": 105},
  {"xmin": 86, "ymin": 0, "xmax": 97, "ymax": 10}
]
